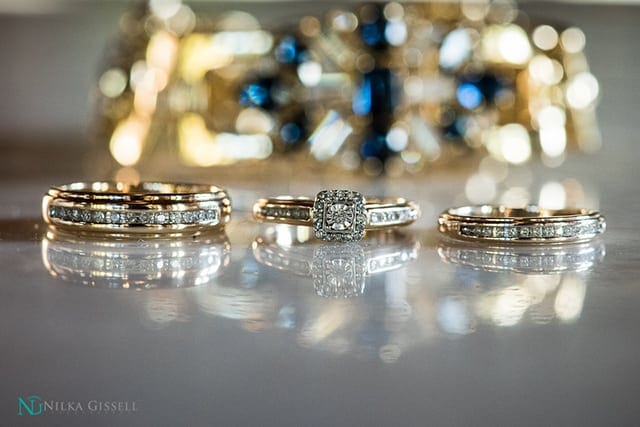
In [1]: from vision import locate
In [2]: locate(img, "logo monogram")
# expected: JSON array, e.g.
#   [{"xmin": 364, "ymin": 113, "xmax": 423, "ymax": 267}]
[{"xmin": 17, "ymin": 395, "xmax": 43, "ymax": 416}]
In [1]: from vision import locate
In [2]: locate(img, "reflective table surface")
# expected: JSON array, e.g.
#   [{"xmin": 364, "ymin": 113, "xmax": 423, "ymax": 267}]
[{"xmin": 2, "ymin": 3, "xmax": 640, "ymax": 426}]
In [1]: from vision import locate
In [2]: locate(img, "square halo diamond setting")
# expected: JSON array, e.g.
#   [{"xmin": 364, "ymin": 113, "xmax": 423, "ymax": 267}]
[{"xmin": 312, "ymin": 190, "xmax": 367, "ymax": 242}]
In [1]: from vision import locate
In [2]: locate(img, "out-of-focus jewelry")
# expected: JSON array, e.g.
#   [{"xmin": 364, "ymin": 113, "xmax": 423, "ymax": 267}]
[
  {"xmin": 42, "ymin": 182, "xmax": 231, "ymax": 235},
  {"xmin": 438, "ymin": 205, "xmax": 605, "ymax": 243},
  {"xmin": 253, "ymin": 189, "xmax": 419, "ymax": 242},
  {"xmin": 94, "ymin": 2, "xmax": 600, "ymax": 175}
]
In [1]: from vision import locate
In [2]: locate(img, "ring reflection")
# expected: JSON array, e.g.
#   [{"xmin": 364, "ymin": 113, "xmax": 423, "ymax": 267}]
[
  {"xmin": 252, "ymin": 226, "xmax": 419, "ymax": 298},
  {"xmin": 437, "ymin": 238, "xmax": 605, "ymax": 274},
  {"xmin": 41, "ymin": 227, "xmax": 230, "ymax": 289},
  {"xmin": 435, "ymin": 238, "xmax": 605, "ymax": 334}
]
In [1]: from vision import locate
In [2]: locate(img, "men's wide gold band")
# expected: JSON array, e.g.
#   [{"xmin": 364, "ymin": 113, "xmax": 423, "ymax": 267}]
[{"xmin": 42, "ymin": 181, "xmax": 231, "ymax": 234}]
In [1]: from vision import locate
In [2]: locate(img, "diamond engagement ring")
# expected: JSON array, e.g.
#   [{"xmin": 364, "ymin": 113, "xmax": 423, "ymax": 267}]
[
  {"xmin": 438, "ymin": 205, "xmax": 606, "ymax": 243},
  {"xmin": 43, "ymin": 182, "xmax": 231, "ymax": 235},
  {"xmin": 253, "ymin": 189, "xmax": 420, "ymax": 242}
]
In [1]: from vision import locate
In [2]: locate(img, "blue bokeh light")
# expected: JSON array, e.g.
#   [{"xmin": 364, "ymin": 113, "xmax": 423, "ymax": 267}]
[
  {"xmin": 275, "ymin": 36, "xmax": 307, "ymax": 64},
  {"xmin": 360, "ymin": 131, "xmax": 390, "ymax": 160},
  {"xmin": 239, "ymin": 79, "xmax": 274, "ymax": 108},
  {"xmin": 280, "ymin": 122, "xmax": 303, "ymax": 144},
  {"xmin": 456, "ymin": 83, "xmax": 483, "ymax": 109}
]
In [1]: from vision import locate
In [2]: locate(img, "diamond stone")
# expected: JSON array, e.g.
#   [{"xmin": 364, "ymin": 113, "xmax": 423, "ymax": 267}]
[
  {"xmin": 108, "ymin": 212, "xmax": 121, "ymax": 224},
  {"xmin": 127, "ymin": 212, "xmax": 140, "ymax": 224},
  {"xmin": 170, "ymin": 212, "xmax": 182, "ymax": 224},
  {"xmin": 460, "ymin": 225, "xmax": 476, "ymax": 236},
  {"xmin": 205, "ymin": 210, "xmax": 215, "ymax": 222},
  {"xmin": 543, "ymin": 225, "xmax": 555, "ymax": 238},
  {"xmin": 532, "ymin": 226, "xmax": 543, "ymax": 238},
  {"xmin": 519, "ymin": 226, "xmax": 531, "ymax": 238},
  {"xmin": 326, "ymin": 203, "xmax": 354, "ymax": 230},
  {"xmin": 312, "ymin": 190, "xmax": 366, "ymax": 242},
  {"xmin": 93, "ymin": 211, "xmax": 106, "ymax": 223},
  {"xmin": 563, "ymin": 225, "xmax": 576, "ymax": 237},
  {"xmin": 505, "ymin": 226, "xmax": 517, "ymax": 239},
  {"xmin": 494, "ymin": 226, "xmax": 516, "ymax": 239},
  {"xmin": 291, "ymin": 208, "xmax": 309, "ymax": 220}
]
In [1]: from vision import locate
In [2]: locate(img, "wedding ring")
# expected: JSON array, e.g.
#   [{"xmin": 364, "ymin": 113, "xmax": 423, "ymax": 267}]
[
  {"xmin": 438, "ymin": 205, "xmax": 605, "ymax": 243},
  {"xmin": 42, "ymin": 182, "xmax": 231, "ymax": 234},
  {"xmin": 253, "ymin": 189, "xmax": 420, "ymax": 242}
]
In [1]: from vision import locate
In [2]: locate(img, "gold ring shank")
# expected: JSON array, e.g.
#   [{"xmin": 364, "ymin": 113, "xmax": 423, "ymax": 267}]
[
  {"xmin": 48, "ymin": 182, "xmax": 229, "ymax": 203},
  {"xmin": 253, "ymin": 196, "xmax": 420, "ymax": 229},
  {"xmin": 43, "ymin": 181, "xmax": 231, "ymax": 234},
  {"xmin": 438, "ymin": 205, "xmax": 605, "ymax": 243},
  {"xmin": 253, "ymin": 197, "xmax": 314, "ymax": 226}
]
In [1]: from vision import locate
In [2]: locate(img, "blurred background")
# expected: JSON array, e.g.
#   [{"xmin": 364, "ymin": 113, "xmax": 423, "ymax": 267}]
[{"xmin": 1, "ymin": 0, "xmax": 638, "ymax": 185}]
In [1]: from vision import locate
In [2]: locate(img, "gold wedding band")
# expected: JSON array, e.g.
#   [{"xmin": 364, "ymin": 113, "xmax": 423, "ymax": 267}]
[
  {"xmin": 42, "ymin": 182, "xmax": 231, "ymax": 234},
  {"xmin": 438, "ymin": 205, "xmax": 605, "ymax": 243},
  {"xmin": 253, "ymin": 189, "xmax": 420, "ymax": 242}
]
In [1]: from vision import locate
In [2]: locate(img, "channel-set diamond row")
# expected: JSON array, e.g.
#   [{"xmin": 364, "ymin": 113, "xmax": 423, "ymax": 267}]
[
  {"xmin": 259, "ymin": 206, "xmax": 417, "ymax": 226},
  {"xmin": 49, "ymin": 206, "xmax": 220, "ymax": 226},
  {"xmin": 458, "ymin": 219, "xmax": 604, "ymax": 240},
  {"xmin": 260, "ymin": 206, "xmax": 311, "ymax": 220},
  {"xmin": 368, "ymin": 207, "xmax": 419, "ymax": 226}
]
